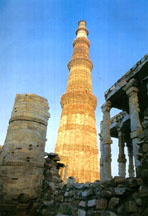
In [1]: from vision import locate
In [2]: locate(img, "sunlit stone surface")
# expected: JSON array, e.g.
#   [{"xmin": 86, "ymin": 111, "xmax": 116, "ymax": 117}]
[{"xmin": 55, "ymin": 21, "xmax": 100, "ymax": 183}]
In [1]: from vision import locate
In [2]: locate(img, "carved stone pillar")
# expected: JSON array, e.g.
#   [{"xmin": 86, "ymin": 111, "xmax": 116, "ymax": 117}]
[
  {"xmin": 99, "ymin": 121, "xmax": 104, "ymax": 181},
  {"xmin": 117, "ymin": 128, "xmax": 126, "ymax": 177},
  {"xmin": 126, "ymin": 141, "xmax": 134, "ymax": 177},
  {"xmin": 124, "ymin": 78, "xmax": 142, "ymax": 168},
  {"xmin": 101, "ymin": 100, "xmax": 112, "ymax": 180}
]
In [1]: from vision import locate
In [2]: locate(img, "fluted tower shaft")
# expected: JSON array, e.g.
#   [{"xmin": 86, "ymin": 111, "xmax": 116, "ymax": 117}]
[{"xmin": 55, "ymin": 21, "xmax": 100, "ymax": 183}]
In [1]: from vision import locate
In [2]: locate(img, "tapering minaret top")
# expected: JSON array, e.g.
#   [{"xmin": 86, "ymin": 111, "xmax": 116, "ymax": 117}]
[{"xmin": 76, "ymin": 20, "xmax": 88, "ymax": 38}]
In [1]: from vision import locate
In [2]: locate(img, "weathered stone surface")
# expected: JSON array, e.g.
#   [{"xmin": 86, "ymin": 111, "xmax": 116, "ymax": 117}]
[
  {"xmin": 0, "ymin": 94, "xmax": 50, "ymax": 204},
  {"xmin": 96, "ymin": 198, "xmax": 107, "ymax": 210},
  {"xmin": 82, "ymin": 191, "xmax": 88, "ymax": 197},
  {"xmin": 135, "ymin": 198, "xmax": 142, "ymax": 206},
  {"xmin": 79, "ymin": 201, "xmax": 86, "ymax": 207},
  {"xmin": 114, "ymin": 176, "xmax": 126, "ymax": 184},
  {"xmin": 114, "ymin": 187, "xmax": 126, "ymax": 195},
  {"xmin": 67, "ymin": 176, "xmax": 76, "ymax": 185},
  {"xmin": 87, "ymin": 199, "xmax": 96, "ymax": 207},
  {"xmin": 126, "ymin": 200, "xmax": 137, "ymax": 212},
  {"xmin": 78, "ymin": 209, "xmax": 86, "ymax": 216},
  {"xmin": 108, "ymin": 197, "xmax": 119, "ymax": 209},
  {"xmin": 142, "ymin": 144, "xmax": 148, "ymax": 152}
]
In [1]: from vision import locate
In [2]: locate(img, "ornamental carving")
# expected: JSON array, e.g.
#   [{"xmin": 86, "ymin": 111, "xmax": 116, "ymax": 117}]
[{"xmin": 61, "ymin": 91, "xmax": 97, "ymax": 109}]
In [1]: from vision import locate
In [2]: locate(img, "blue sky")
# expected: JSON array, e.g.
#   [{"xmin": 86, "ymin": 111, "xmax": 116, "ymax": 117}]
[{"xmin": 0, "ymin": 0, "xmax": 148, "ymax": 176}]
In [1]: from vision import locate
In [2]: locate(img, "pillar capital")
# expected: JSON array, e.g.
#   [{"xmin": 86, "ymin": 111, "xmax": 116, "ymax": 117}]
[
  {"xmin": 123, "ymin": 78, "xmax": 139, "ymax": 97},
  {"xmin": 123, "ymin": 78, "xmax": 138, "ymax": 90},
  {"xmin": 101, "ymin": 100, "xmax": 112, "ymax": 113}
]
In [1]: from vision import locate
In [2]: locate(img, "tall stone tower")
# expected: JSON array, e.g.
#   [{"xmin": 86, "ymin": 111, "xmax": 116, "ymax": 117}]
[{"xmin": 55, "ymin": 21, "xmax": 100, "ymax": 183}]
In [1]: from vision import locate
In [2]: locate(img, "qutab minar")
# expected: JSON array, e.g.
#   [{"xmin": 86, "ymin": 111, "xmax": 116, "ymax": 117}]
[{"xmin": 55, "ymin": 20, "xmax": 100, "ymax": 183}]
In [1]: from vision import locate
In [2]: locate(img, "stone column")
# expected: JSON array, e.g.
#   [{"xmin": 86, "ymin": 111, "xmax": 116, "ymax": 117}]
[
  {"xmin": 117, "ymin": 128, "xmax": 126, "ymax": 177},
  {"xmin": 101, "ymin": 100, "xmax": 112, "ymax": 180},
  {"xmin": 124, "ymin": 78, "xmax": 142, "ymax": 168},
  {"xmin": 99, "ymin": 121, "xmax": 104, "ymax": 181},
  {"xmin": 126, "ymin": 141, "xmax": 134, "ymax": 177}
]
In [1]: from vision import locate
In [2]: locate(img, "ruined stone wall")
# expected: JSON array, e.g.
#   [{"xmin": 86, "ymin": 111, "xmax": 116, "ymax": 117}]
[
  {"xmin": 0, "ymin": 94, "xmax": 49, "ymax": 209},
  {"xmin": 29, "ymin": 154, "xmax": 148, "ymax": 216},
  {"xmin": 137, "ymin": 108, "xmax": 148, "ymax": 184},
  {"xmin": 1, "ymin": 148, "xmax": 147, "ymax": 216}
]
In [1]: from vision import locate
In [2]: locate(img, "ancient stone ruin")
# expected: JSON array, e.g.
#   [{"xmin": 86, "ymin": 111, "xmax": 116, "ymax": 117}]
[
  {"xmin": 100, "ymin": 53, "xmax": 148, "ymax": 182},
  {"xmin": 0, "ymin": 21, "xmax": 148, "ymax": 216},
  {"xmin": 0, "ymin": 94, "xmax": 50, "ymax": 215}
]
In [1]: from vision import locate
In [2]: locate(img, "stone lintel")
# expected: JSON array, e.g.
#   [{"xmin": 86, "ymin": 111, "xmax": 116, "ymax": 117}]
[
  {"xmin": 125, "ymin": 86, "xmax": 139, "ymax": 98},
  {"xmin": 105, "ymin": 54, "xmax": 148, "ymax": 100},
  {"xmin": 110, "ymin": 111, "xmax": 127, "ymax": 125}
]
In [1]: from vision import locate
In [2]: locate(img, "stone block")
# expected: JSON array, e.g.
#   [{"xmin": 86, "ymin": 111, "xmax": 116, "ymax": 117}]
[
  {"xmin": 114, "ymin": 187, "xmax": 126, "ymax": 195},
  {"xmin": 126, "ymin": 201, "xmax": 137, "ymax": 212},
  {"xmin": 87, "ymin": 199, "xmax": 96, "ymax": 207},
  {"xmin": 79, "ymin": 201, "xmax": 86, "ymax": 207},
  {"xmin": 114, "ymin": 176, "xmax": 126, "ymax": 184},
  {"xmin": 78, "ymin": 209, "xmax": 86, "ymax": 216},
  {"xmin": 108, "ymin": 197, "xmax": 119, "ymax": 209},
  {"xmin": 142, "ymin": 144, "xmax": 148, "ymax": 152},
  {"xmin": 96, "ymin": 198, "xmax": 107, "ymax": 210}
]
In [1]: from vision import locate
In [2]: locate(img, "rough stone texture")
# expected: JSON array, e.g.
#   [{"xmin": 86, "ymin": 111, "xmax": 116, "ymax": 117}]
[
  {"xmin": 0, "ymin": 94, "xmax": 50, "ymax": 214},
  {"xmin": 136, "ymin": 108, "xmax": 148, "ymax": 184},
  {"xmin": 0, "ymin": 149, "xmax": 148, "ymax": 216},
  {"xmin": 55, "ymin": 21, "xmax": 100, "ymax": 183},
  {"xmin": 28, "ymin": 156, "xmax": 148, "ymax": 216}
]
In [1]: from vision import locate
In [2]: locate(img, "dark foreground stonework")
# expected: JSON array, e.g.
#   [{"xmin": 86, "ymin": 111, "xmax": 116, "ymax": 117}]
[
  {"xmin": 28, "ymin": 153, "xmax": 148, "ymax": 216},
  {"xmin": 0, "ymin": 152, "xmax": 148, "ymax": 216}
]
